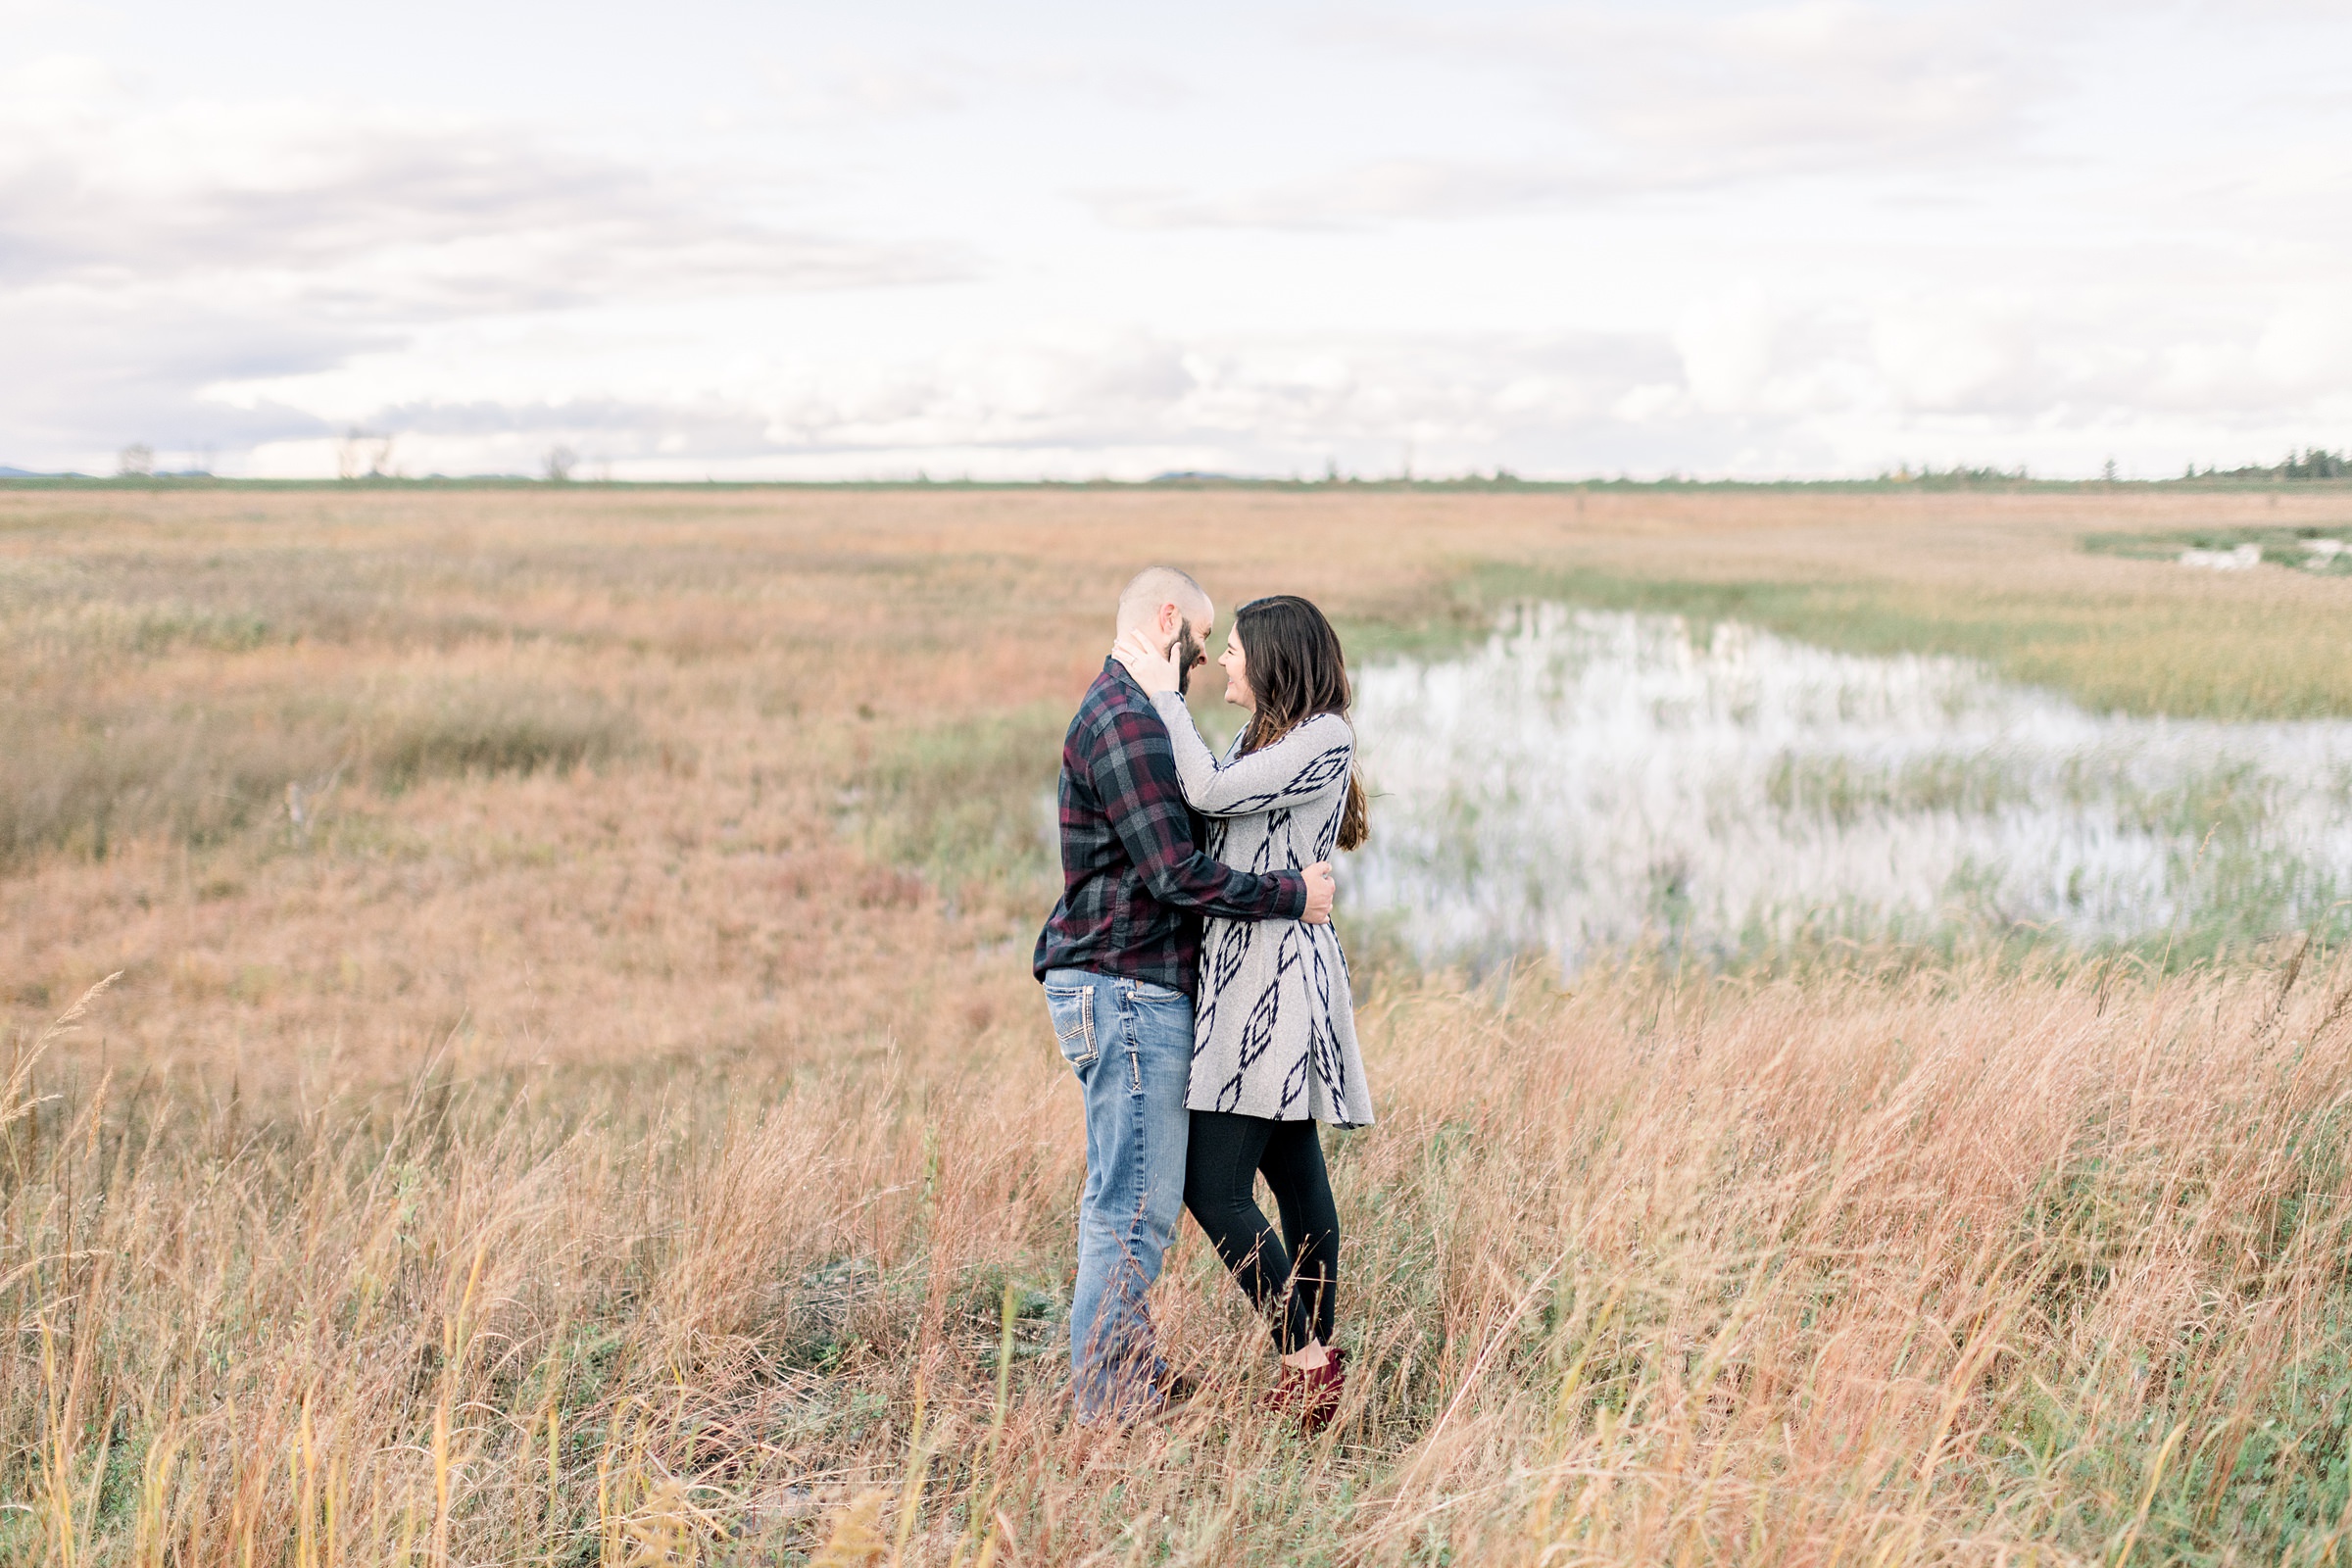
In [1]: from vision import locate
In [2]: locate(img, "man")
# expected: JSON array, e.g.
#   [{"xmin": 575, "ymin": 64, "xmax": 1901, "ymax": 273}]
[{"xmin": 1036, "ymin": 565, "xmax": 1337, "ymax": 1421}]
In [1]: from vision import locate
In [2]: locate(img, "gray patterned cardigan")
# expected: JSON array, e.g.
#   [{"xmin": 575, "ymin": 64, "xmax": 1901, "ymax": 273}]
[{"xmin": 1149, "ymin": 692, "xmax": 1374, "ymax": 1128}]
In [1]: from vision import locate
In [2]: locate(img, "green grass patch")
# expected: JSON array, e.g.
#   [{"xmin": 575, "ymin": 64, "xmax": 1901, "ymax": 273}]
[
  {"xmin": 366, "ymin": 684, "xmax": 634, "ymax": 793},
  {"xmin": 1767, "ymin": 752, "xmax": 2037, "ymax": 827},
  {"xmin": 855, "ymin": 693, "xmax": 1252, "ymax": 921},
  {"xmin": 2085, "ymin": 524, "xmax": 2352, "ymax": 574},
  {"xmin": 858, "ymin": 703, "xmax": 1069, "ymax": 897},
  {"xmin": 0, "ymin": 682, "xmax": 636, "ymax": 867},
  {"xmin": 1351, "ymin": 563, "xmax": 2352, "ymax": 721}
]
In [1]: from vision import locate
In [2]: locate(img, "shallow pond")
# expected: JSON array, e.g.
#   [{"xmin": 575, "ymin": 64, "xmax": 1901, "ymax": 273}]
[{"xmin": 1349, "ymin": 606, "xmax": 2352, "ymax": 970}]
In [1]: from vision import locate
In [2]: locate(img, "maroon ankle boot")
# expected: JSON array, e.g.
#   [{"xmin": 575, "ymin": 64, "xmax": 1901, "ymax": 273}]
[{"xmin": 1265, "ymin": 1346, "xmax": 1347, "ymax": 1433}]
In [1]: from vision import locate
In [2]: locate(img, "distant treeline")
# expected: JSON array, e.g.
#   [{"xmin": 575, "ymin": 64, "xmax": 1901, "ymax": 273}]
[
  {"xmin": 6, "ymin": 455, "xmax": 2352, "ymax": 492},
  {"xmin": 2188, "ymin": 448, "xmax": 2352, "ymax": 481}
]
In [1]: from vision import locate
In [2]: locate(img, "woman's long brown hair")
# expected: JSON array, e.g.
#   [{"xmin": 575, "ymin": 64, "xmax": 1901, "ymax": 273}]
[{"xmin": 1234, "ymin": 595, "xmax": 1369, "ymax": 851}]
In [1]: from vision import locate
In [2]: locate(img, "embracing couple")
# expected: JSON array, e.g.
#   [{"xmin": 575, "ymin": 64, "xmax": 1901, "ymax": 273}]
[{"xmin": 1033, "ymin": 566, "xmax": 1374, "ymax": 1430}]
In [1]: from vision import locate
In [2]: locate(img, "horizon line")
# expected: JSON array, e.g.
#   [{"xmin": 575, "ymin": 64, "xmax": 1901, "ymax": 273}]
[{"xmin": 10, "ymin": 471, "xmax": 2352, "ymax": 494}]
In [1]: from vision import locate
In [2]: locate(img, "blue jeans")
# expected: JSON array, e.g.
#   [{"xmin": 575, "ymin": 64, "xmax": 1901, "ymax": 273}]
[{"xmin": 1043, "ymin": 967, "xmax": 1194, "ymax": 1420}]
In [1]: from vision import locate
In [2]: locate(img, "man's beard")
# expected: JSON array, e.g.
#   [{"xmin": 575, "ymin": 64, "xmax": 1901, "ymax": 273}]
[{"xmin": 1171, "ymin": 622, "xmax": 1202, "ymax": 699}]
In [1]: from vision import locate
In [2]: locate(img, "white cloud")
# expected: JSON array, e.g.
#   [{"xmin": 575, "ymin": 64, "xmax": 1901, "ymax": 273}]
[
  {"xmin": 1093, "ymin": 1, "xmax": 2052, "ymax": 229},
  {"xmin": 1869, "ymin": 297, "xmax": 2035, "ymax": 413},
  {"xmin": 4, "ymin": 4, "xmax": 2351, "ymax": 477},
  {"xmin": 52, "ymin": 288, "xmax": 2352, "ymax": 482},
  {"xmin": 311, "ymin": 328, "xmax": 1697, "ymax": 480},
  {"xmin": 1676, "ymin": 285, "xmax": 1788, "ymax": 412},
  {"xmin": 765, "ymin": 52, "xmax": 970, "ymax": 123},
  {"xmin": 1598, "ymin": 0, "xmax": 2040, "ymax": 164},
  {"xmin": 0, "ymin": 73, "xmax": 962, "ymax": 305},
  {"xmin": 0, "ymin": 53, "xmax": 969, "ymax": 470},
  {"xmin": 763, "ymin": 45, "xmax": 1199, "ymax": 128}
]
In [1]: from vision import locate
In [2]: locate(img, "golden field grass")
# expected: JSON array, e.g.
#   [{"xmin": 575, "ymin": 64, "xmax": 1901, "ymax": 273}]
[{"xmin": 6, "ymin": 481, "xmax": 2352, "ymax": 1565}]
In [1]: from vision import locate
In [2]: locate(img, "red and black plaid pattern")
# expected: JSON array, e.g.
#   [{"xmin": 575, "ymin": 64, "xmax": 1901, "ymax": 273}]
[{"xmin": 1035, "ymin": 661, "xmax": 1306, "ymax": 997}]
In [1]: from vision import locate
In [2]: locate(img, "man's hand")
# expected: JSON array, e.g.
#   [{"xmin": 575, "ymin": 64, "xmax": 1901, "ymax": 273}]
[{"xmin": 1300, "ymin": 861, "xmax": 1336, "ymax": 925}]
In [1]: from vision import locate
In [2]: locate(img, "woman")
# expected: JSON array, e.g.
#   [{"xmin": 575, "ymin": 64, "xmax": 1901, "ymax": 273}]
[{"xmin": 1113, "ymin": 593, "xmax": 1372, "ymax": 1431}]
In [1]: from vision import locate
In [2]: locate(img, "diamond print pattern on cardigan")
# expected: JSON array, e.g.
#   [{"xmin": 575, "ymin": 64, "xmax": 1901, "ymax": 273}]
[
  {"xmin": 1198, "ymin": 918, "xmax": 1253, "ymax": 1056},
  {"xmin": 1307, "ymin": 939, "xmax": 1346, "ymax": 1107},
  {"xmin": 1148, "ymin": 695, "xmax": 1377, "ymax": 1129},
  {"xmin": 1215, "ymin": 923, "xmax": 1304, "ymax": 1111},
  {"xmin": 1189, "ymin": 745, "xmax": 1353, "ymax": 815}
]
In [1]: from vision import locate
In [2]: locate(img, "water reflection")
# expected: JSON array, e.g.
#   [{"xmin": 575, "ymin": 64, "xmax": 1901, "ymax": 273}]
[{"xmin": 1350, "ymin": 606, "xmax": 2352, "ymax": 969}]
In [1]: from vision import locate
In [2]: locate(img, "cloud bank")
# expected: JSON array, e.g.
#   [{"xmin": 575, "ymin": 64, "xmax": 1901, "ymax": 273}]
[{"xmin": 3, "ymin": 1, "xmax": 2349, "ymax": 479}]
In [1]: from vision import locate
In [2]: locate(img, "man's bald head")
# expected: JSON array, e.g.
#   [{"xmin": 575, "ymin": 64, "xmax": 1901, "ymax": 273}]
[
  {"xmin": 1115, "ymin": 566, "xmax": 1211, "ymax": 638},
  {"xmin": 1114, "ymin": 566, "xmax": 1213, "ymax": 697}
]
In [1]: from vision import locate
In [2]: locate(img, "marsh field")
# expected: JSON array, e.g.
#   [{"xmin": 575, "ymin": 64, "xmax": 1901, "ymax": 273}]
[{"xmin": 9, "ymin": 479, "xmax": 2352, "ymax": 1566}]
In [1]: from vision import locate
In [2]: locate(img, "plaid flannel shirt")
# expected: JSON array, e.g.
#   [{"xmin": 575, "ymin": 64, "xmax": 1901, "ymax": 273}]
[{"xmin": 1034, "ymin": 660, "xmax": 1307, "ymax": 998}]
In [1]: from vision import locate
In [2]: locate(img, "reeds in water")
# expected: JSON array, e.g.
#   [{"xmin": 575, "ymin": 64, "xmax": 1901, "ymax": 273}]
[{"xmin": 1355, "ymin": 607, "xmax": 2352, "ymax": 970}]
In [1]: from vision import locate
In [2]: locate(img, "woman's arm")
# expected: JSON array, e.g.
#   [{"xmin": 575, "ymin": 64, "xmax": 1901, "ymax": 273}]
[{"xmin": 1148, "ymin": 693, "xmax": 1351, "ymax": 817}]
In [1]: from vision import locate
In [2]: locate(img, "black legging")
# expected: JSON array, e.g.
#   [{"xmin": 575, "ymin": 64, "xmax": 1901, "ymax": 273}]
[{"xmin": 1184, "ymin": 1110, "xmax": 1338, "ymax": 1353}]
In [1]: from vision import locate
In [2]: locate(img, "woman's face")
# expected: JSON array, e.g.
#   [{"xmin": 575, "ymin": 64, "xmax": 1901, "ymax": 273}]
[{"xmin": 1220, "ymin": 628, "xmax": 1254, "ymax": 710}]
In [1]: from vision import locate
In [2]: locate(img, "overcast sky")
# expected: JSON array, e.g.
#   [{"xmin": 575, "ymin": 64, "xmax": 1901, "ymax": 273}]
[{"xmin": 5, "ymin": 0, "xmax": 2349, "ymax": 480}]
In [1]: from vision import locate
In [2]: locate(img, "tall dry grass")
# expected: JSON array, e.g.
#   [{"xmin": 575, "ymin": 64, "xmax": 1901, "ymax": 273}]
[
  {"xmin": 0, "ymin": 675, "xmax": 634, "ymax": 866},
  {"xmin": 7, "ymin": 951, "xmax": 2352, "ymax": 1563},
  {"xmin": 6, "ymin": 484, "xmax": 2352, "ymax": 1564}
]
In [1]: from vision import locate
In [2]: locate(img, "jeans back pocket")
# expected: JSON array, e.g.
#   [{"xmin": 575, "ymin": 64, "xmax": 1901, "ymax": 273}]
[{"xmin": 1044, "ymin": 983, "xmax": 1098, "ymax": 1068}]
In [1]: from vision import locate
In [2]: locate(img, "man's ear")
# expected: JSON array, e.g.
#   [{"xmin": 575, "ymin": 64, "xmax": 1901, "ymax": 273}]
[{"xmin": 1156, "ymin": 601, "xmax": 1181, "ymax": 637}]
